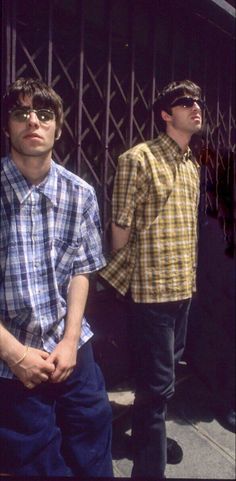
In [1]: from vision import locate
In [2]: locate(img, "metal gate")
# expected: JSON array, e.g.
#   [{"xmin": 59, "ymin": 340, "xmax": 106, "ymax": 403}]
[{"xmin": 2, "ymin": 0, "xmax": 235, "ymax": 247}]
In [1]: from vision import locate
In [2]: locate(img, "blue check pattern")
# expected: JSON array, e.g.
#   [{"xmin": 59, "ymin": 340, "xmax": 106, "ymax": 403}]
[{"xmin": 0, "ymin": 157, "xmax": 106, "ymax": 379}]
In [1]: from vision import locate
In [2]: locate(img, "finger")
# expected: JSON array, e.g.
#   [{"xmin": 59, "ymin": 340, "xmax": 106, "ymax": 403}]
[
  {"xmin": 50, "ymin": 366, "xmax": 66, "ymax": 383},
  {"xmin": 40, "ymin": 351, "xmax": 50, "ymax": 360},
  {"xmin": 40, "ymin": 373, "xmax": 50, "ymax": 382},
  {"xmin": 46, "ymin": 351, "xmax": 56, "ymax": 362},
  {"xmin": 50, "ymin": 371, "xmax": 61, "ymax": 383},
  {"xmin": 25, "ymin": 381, "xmax": 35, "ymax": 389},
  {"xmin": 51, "ymin": 368, "xmax": 73, "ymax": 383},
  {"xmin": 43, "ymin": 360, "xmax": 56, "ymax": 374}
]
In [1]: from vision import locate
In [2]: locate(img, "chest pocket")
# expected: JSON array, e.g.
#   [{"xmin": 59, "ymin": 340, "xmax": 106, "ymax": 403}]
[{"xmin": 52, "ymin": 238, "xmax": 79, "ymax": 284}]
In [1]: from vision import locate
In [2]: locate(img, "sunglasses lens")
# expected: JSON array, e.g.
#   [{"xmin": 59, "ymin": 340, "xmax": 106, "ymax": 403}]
[
  {"xmin": 9, "ymin": 108, "xmax": 55, "ymax": 122},
  {"xmin": 10, "ymin": 109, "xmax": 29, "ymax": 122},
  {"xmin": 171, "ymin": 97, "xmax": 204, "ymax": 109},
  {"xmin": 37, "ymin": 110, "xmax": 55, "ymax": 121}
]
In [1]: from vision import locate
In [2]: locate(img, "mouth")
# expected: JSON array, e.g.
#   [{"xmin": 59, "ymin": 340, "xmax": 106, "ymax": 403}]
[
  {"xmin": 191, "ymin": 115, "xmax": 201, "ymax": 122},
  {"xmin": 23, "ymin": 133, "xmax": 42, "ymax": 140}
]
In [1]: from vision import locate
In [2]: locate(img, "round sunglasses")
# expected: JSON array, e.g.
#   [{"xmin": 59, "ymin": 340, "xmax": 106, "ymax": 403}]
[{"xmin": 9, "ymin": 108, "xmax": 55, "ymax": 123}]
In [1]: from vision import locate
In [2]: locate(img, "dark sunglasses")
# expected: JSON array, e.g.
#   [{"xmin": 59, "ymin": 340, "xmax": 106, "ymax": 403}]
[
  {"xmin": 9, "ymin": 108, "xmax": 55, "ymax": 123},
  {"xmin": 170, "ymin": 96, "xmax": 204, "ymax": 110}
]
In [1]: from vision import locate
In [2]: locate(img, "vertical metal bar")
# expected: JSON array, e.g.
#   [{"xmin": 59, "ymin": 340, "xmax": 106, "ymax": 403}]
[
  {"xmin": 76, "ymin": 0, "xmax": 85, "ymax": 176},
  {"xmin": 215, "ymin": 45, "xmax": 220, "ymax": 212},
  {"xmin": 150, "ymin": 4, "xmax": 157, "ymax": 139},
  {"xmin": 227, "ymin": 40, "xmax": 233, "ymax": 185},
  {"xmin": 5, "ymin": 0, "xmax": 16, "ymax": 84},
  {"xmin": 128, "ymin": 0, "xmax": 135, "ymax": 148},
  {"xmin": 202, "ymin": 20, "xmax": 208, "ymax": 218},
  {"xmin": 4, "ymin": 0, "xmax": 12, "ymax": 87},
  {"xmin": 103, "ymin": 0, "xmax": 112, "ymax": 236},
  {"xmin": 170, "ymin": 3, "xmax": 175, "ymax": 82},
  {"xmin": 47, "ymin": 0, "xmax": 53, "ymax": 85},
  {"xmin": 11, "ymin": 0, "xmax": 16, "ymax": 81},
  {"xmin": 227, "ymin": 68, "xmax": 232, "ymax": 185},
  {"xmin": 2, "ymin": 0, "xmax": 16, "ymax": 155}
]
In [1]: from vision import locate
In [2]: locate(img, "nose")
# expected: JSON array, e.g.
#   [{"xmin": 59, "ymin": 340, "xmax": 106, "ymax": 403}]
[
  {"xmin": 27, "ymin": 111, "xmax": 40, "ymax": 127},
  {"xmin": 192, "ymin": 101, "xmax": 201, "ymax": 111}
]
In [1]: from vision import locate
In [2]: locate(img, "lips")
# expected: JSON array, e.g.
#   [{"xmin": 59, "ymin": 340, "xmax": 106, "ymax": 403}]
[{"xmin": 23, "ymin": 133, "xmax": 42, "ymax": 139}]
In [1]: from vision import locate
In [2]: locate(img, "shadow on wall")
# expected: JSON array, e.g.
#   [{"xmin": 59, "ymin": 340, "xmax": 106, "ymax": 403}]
[{"xmin": 186, "ymin": 152, "xmax": 235, "ymax": 412}]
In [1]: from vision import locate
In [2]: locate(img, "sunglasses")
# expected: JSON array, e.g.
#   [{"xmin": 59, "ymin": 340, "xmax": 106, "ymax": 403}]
[
  {"xmin": 9, "ymin": 108, "xmax": 55, "ymax": 123},
  {"xmin": 170, "ymin": 96, "xmax": 204, "ymax": 110}
]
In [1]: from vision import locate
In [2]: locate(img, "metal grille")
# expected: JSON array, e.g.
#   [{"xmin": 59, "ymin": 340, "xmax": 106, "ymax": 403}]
[{"xmin": 2, "ymin": 0, "xmax": 235, "ymax": 246}]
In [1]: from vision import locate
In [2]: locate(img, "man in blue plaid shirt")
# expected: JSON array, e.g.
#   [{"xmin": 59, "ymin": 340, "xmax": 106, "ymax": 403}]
[{"xmin": 0, "ymin": 78, "xmax": 113, "ymax": 477}]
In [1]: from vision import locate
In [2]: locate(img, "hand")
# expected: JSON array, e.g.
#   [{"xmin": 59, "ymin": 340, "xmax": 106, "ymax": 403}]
[
  {"xmin": 10, "ymin": 347, "xmax": 56, "ymax": 389},
  {"xmin": 47, "ymin": 339, "xmax": 78, "ymax": 383}
]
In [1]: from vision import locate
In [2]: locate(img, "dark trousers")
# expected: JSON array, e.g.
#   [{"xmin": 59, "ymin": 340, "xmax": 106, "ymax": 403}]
[
  {"xmin": 129, "ymin": 298, "xmax": 191, "ymax": 478},
  {"xmin": 0, "ymin": 341, "xmax": 113, "ymax": 477}
]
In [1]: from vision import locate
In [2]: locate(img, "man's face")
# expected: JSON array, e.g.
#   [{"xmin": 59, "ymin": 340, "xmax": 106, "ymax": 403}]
[
  {"xmin": 7, "ymin": 95, "xmax": 58, "ymax": 159},
  {"xmin": 165, "ymin": 96, "xmax": 203, "ymax": 136}
]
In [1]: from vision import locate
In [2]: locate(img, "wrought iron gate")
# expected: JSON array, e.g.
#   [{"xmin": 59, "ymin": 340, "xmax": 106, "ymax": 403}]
[{"xmin": 2, "ymin": 0, "xmax": 235, "ymax": 246}]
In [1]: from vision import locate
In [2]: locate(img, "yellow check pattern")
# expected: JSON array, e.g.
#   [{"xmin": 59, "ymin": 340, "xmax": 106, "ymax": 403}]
[{"xmin": 100, "ymin": 133, "xmax": 200, "ymax": 302}]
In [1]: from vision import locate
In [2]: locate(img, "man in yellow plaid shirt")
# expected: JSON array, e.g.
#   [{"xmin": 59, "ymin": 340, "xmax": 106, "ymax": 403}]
[{"xmin": 100, "ymin": 80, "xmax": 203, "ymax": 478}]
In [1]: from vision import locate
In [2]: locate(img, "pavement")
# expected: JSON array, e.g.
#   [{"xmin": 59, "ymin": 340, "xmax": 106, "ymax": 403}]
[{"xmin": 108, "ymin": 364, "xmax": 235, "ymax": 479}]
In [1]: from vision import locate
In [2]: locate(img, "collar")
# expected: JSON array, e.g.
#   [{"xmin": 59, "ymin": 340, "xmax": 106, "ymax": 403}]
[
  {"xmin": 3, "ymin": 157, "xmax": 58, "ymax": 206},
  {"xmin": 157, "ymin": 133, "xmax": 193, "ymax": 162}
]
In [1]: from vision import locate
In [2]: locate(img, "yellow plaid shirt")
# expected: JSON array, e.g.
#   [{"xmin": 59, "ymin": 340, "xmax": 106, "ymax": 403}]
[{"xmin": 100, "ymin": 133, "xmax": 200, "ymax": 302}]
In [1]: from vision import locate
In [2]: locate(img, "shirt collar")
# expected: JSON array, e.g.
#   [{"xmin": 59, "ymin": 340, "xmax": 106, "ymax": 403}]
[
  {"xmin": 153, "ymin": 133, "xmax": 193, "ymax": 163},
  {"xmin": 3, "ymin": 156, "xmax": 58, "ymax": 206}
]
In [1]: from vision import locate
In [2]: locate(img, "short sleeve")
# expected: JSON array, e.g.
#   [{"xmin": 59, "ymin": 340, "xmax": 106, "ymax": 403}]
[
  {"xmin": 72, "ymin": 188, "xmax": 106, "ymax": 275},
  {"xmin": 112, "ymin": 150, "xmax": 150, "ymax": 227}
]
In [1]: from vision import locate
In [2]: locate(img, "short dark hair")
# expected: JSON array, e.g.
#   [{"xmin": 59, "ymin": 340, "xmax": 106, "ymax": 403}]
[
  {"xmin": 154, "ymin": 79, "xmax": 202, "ymax": 131},
  {"xmin": 3, "ymin": 77, "xmax": 64, "ymax": 137}
]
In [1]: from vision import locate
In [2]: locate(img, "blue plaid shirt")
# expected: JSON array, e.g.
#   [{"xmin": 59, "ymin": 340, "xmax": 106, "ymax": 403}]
[{"xmin": 0, "ymin": 156, "xmax": 106, "ymax": 379}]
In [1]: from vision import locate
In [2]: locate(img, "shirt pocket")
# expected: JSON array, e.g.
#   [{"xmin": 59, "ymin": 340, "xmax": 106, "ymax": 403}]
[{"xmin": 52, "ymin": 238, "xmax": 79, "ymax": 285}]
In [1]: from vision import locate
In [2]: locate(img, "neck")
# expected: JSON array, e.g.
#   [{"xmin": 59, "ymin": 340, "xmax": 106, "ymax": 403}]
[
  {"xmin": 166, "ymin": 128, "xmax": 191, "ymax": 153},
  {"xmin": 11, "ymin": 150, "xmax": 52, "ymax": 185}
]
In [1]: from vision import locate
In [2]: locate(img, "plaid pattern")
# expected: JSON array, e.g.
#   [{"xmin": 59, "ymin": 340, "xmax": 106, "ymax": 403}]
[
  {"xmin": 100, "ymin": 133, "xmax": 200, "ymax": 302},
  {"xmin": 0, "ymin": 157, "xmax": 106, "ymax": 379}
]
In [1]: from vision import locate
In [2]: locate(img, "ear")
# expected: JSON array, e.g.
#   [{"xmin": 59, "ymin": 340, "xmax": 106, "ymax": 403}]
[
  {"xmin": 55, "ymin": 129, "xmax": 62, "ymax": 141},
  {"xmin": 161, "ymin": 110, "xmax": 172, "ymax": 123}
]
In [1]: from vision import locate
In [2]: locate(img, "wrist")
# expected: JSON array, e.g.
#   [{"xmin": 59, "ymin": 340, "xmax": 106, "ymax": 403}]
[
  {"xmin": 4, "ymin": 344, "xmax": 27, "ymax": 366},
  {"xmin": 62, "ymin": 334, "xmax": 80, "ymax": 346},
  {"xmin": 10, "ymin": 346, "xmax": 29, "ymax": 367}
]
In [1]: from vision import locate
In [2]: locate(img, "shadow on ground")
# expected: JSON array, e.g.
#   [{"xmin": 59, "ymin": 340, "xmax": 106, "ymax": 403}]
[{"xmin": 111, "ymin": 370, "xmax": 219, "ymax": 461}]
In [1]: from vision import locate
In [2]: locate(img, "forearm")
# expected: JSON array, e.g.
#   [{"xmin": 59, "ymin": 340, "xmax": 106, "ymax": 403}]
[
  {"xmin": 0, "ymin": 321, "xmax": 26, "ymax": 365},
  {"xmin": 47, "ymin": 274, "xmax": 90, "ymax": 383},
  {"xmin": 64, "ymin": 273, "xmax": 90, "ymax": 344},
  {"xmin": 111, "ymin": 222, "xmax": 131, "ymax": 252}
]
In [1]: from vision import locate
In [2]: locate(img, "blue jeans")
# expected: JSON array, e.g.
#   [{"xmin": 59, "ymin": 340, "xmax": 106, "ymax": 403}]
[
  {"xmin": 0, "ymin": 341, "xmax": 113, "ymax": 477},
  {"xmin": 129, "ymin": 298, "xmax": 191, "ymax": 478}
]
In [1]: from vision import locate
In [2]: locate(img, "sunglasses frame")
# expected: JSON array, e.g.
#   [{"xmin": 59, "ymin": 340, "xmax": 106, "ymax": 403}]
[
  {"xmin": 170, "ymin": 96, "xmax": 204, "ymax": 110},
  {"xmin": 9, "ymin": 107, "xmax": 55, "ymax": 123}
]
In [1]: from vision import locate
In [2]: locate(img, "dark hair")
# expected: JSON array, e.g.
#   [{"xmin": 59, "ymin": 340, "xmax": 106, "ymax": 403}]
[
  {"xmin": 154, "ymin": 79, "xmax": 202, "ymax": 131},
  {"xmin": 3, "ymin": 77, "xmax": 64, "ymax": 137}
]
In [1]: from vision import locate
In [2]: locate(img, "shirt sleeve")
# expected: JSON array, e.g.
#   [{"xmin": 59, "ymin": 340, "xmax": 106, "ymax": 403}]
[
  {"xmin": 112, "ymin": 149, "xmax": 150, "ymax": 227},
  {"xmin": 72, "ymin": 188, "xmax": 106, "ymax": 275}
]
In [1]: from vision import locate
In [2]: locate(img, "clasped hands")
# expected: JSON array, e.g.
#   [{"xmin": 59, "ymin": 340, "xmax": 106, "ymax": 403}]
[{"xmin": 10, "ymin": 339, "xmax": 77, "ymax": 389}]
